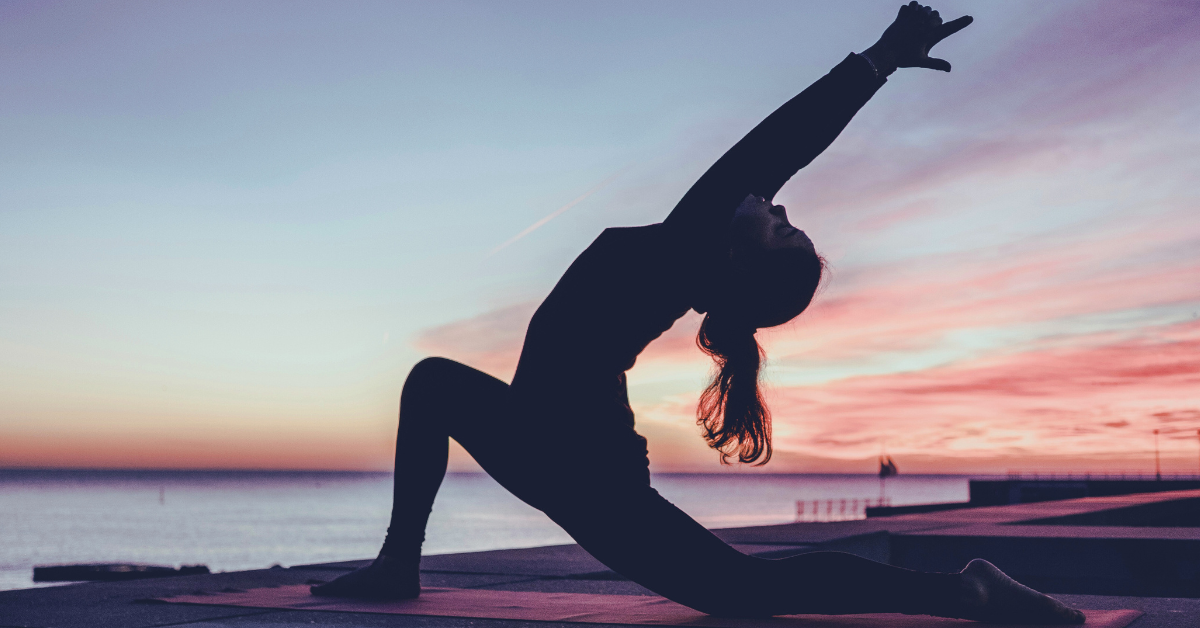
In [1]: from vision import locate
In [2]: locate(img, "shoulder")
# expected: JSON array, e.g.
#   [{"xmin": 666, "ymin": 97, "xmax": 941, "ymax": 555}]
[
  {"xmin": 585, "ymin": 224, "xmax": 695, "ymax": 266},
  {"xmin": 593, "ymin": 223, "xmax": 674, "ymax": 249},
  {"xmin": 598, "ymin": 222, "xmax": 665, "ymax": 237},
  {"xmin": 555, "ymin": 224, "xmax": 679, "ymax": 287}
]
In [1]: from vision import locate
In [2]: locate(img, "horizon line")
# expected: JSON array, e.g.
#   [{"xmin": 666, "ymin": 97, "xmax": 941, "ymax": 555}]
[{"xmin": 1, "ymin": 466, "xmax": 1171, "ymax": 478}]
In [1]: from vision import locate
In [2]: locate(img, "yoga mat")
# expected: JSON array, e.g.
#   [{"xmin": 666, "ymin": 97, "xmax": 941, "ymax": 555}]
[{"xmin": 161, "ymin": 585, "xmax": 1141, "ymax": 627}]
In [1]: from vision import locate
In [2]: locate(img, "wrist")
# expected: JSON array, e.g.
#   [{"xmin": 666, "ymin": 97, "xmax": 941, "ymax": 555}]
[{"xmin": 860, "ymin": 44, "xmax": 898, "ymax": 77}]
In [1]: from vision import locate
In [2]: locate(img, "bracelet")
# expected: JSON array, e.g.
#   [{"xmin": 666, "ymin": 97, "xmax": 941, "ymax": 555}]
[{"xmin": 857, "ymin": 52, "xmax": 881, "ymax": 78}]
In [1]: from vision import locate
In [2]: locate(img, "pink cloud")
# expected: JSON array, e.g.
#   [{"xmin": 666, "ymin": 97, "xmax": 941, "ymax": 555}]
[
  {"xmin": 638, "ymin": 318, "xmax": 1200, "ymax": 469},
  {"xmin": 759, "ymin": 318, "xmax": 1200, "ymax": 459},
  {"xmin": 412, "ymin": 301, "xmax": 538, "ymax": 380}
]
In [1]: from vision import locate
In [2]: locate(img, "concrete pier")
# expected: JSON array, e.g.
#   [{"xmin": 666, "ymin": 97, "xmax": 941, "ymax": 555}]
[{"xmin": 969, "ymin": 478, "xmax": 1200, "ymax": 507}]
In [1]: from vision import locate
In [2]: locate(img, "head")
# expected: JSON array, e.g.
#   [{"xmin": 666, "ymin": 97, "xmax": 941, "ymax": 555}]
[{"xmin": 695, "ymin": 194, "xmax": 825, "ymax": 465}]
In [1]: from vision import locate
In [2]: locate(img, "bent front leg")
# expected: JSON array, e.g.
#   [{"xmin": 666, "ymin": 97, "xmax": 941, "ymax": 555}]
[
  {"xmin": 380, "ymin": 357, "xmax": 510, "ymax": 559},
  {"xmin": 311, "ymin": 357, "xmax": 514, "ymax": 601}
]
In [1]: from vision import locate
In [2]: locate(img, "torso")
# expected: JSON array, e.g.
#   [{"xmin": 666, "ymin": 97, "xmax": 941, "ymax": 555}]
[{"xmin": 509, "ymin": 224, "xmax": 694, "ymax": 442}]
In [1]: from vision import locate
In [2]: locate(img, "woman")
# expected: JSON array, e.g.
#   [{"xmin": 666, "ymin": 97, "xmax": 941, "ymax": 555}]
[{"xmin": 314, "ymin": 4, "xmax": 1084, "ymax": 624}]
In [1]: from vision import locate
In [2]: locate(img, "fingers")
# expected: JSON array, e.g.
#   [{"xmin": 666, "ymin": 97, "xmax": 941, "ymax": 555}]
[
  {"xmin": 895, "ymin": 3, "xmax": 946, "ymax": 39},
  {"xmin": 932, "ymin": 15, "xmax": 973, "ymax": 45},
  {"xmin": 922, "ymin": 5, "xmax": 942, "ymax": 26},
  {"xmin": 888, "ymin": 3, "xmax": 969, "ymax": 73},
  {"xmin": 916, "ymin": 57, "xmax": 952, "ymax": 72}
]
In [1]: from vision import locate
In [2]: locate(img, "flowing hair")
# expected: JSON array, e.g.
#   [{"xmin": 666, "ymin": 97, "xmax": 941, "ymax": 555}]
[
  {"xmin": 696, "ymin": 314, "xmax": 771, "ymax": 465},
  {"xmin": 695, "ymin": 247, "xmax": 824, "ymax": 465}
]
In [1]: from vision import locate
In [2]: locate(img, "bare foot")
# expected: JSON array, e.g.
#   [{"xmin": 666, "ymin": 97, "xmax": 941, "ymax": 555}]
[
  {"xmin": 957, "ymin": 559, "xmax": 1084, "ymax": 625},
  {"xmin": 309, "ymin": 554, "xmax": 419, "ymax": 601}
]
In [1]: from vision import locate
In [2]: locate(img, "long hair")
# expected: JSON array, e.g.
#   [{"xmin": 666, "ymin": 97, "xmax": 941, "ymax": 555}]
[
  {"xmin": 695, "ymin": 247, "xmax": 824, "ymax": 465},
  {"xmin": 696, "ymin": 314, "xmax": 771, "ymax": 465}
]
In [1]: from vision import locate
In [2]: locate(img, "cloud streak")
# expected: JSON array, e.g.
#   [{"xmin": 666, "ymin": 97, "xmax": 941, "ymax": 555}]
[{"xmin": 488, "ymin": 171, "xmax": 622, "ymax": 256}]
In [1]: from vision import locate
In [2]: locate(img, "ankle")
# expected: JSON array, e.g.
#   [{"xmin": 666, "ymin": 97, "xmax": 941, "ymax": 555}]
[{"xmin": 373, "ymin": 553, "xmax": 419, "ymax": 575}]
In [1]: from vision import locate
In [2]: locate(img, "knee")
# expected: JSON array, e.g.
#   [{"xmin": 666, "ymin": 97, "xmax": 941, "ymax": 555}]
[
  {"xmin": 409, "ymin": 357, "xmax": 457, "ymax": 380},
  {"xmin": 407, "ymin": 356, "xmax": 461, "ymax": 383},
  {"xmin": 402, "ymin": 357, "xmax": 459, "ymax": 397}
]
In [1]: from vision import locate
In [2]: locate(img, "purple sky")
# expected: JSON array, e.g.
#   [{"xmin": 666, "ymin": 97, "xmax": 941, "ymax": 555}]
[{"xmin": 2, "ymin": 1, "xmax": 1197, "ymax": 472}]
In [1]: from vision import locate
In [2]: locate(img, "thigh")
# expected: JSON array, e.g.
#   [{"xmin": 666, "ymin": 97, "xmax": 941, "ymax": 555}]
[
  {"xmin": 408, "ymin": 359, "xmax": 562, "ymax": 511},
  {"xmin": 557, "ymin": 483, "xmax": 956, "ymax": 617},
  {"xmin": 402, "ymin": 357, "xmax": 510, "ymax": 434},
  {"xmin": 548, "ymin": 481, "xmax": 756, "ymax": 615}
]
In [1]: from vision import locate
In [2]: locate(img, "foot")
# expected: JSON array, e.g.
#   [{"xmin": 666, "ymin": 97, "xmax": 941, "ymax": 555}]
[
  {"xmin": 957, "ymin": 559, "xmax": 1085, "ymax": 625},
  {"xmin": 309, "ymin": 554, "xmax": 420, "ymax": 601}
]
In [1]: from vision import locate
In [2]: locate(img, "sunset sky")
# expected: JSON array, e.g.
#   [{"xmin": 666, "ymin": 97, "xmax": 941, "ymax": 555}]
[{"xmin": 2, "ymin": 1, "xmax": 1198, "ymax": 473}]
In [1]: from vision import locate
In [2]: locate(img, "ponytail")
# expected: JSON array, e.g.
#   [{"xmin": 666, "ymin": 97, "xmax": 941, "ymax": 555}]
[{"xmin": 696, "ymin": 314, "xmax": 771, "ymax": 465}]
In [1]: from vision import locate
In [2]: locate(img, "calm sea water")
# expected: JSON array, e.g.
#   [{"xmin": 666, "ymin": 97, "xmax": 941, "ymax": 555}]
[{"xmin": 0, "ymin": 470, "xmax": 975, "ymax": 591}]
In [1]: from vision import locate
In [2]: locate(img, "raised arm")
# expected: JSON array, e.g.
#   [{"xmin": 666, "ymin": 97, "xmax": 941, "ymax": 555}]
[
  {"xmin": 663, "ymin": 2, "xmax": 972, "ymax": 245},
  {"xmin": 662, "ymin": 54, "xmax": 884, "ymax": 243}
]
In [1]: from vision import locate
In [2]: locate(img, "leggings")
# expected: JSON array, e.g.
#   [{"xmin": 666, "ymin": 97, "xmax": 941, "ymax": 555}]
[{"xmin": 379, "ymin": 357, "xmax": 963, "ymax": 617}]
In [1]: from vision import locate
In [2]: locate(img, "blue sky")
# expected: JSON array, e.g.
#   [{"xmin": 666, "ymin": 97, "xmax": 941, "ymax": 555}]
[{"xmin": 2, "ymin": 1, "xmax": 1197, "ymax": 472}]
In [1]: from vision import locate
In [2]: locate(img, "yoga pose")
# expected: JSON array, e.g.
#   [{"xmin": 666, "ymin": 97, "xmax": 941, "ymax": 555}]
[{"xmin": 315, "ymin": 4, "xmax": 1084, "ymax": 624}]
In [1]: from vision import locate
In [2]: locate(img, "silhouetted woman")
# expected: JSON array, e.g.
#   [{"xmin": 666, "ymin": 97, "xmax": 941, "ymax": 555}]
[{"xmin": 314, "ymin": 4, "xmax": 1083, "ymax": 624}]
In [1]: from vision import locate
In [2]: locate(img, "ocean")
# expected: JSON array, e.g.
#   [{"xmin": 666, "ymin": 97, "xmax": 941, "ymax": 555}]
[{"xmin": 0, "ymin": 470, "xmax": 975, "ymax": 591}]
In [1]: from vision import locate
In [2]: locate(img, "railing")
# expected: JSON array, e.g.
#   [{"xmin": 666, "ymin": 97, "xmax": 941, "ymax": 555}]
[
  {"xmin": 1002, "ymin": 472, "xmax": 1200, "ymax": 481},
  {"xmin": 794, "ymin": 475, "xmax": 1200, "ymax": 523},
  {"xmin": 795, "ymin": 497, "xmax": 891, "ymax": 522}
]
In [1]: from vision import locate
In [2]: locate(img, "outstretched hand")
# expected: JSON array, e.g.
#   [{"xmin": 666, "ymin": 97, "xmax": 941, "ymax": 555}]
[{"xmin": 863, "ymin": 2, "xmax": 972, "ymax": 75}]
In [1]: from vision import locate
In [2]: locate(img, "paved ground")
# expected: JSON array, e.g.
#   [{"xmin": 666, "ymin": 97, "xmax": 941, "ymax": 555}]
[{"xmin": 4, "ymin": 491, "xmax": 1200, "ymax": 628}]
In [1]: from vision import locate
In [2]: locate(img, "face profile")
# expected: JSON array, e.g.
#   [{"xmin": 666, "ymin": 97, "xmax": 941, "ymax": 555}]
[
  {"xmin": 730, "ymin": 194, "xmax": 815, "ymax": 255},
  {"xmin": 717, "ymin": 194, "xmax": 824, "ymax": 331}
]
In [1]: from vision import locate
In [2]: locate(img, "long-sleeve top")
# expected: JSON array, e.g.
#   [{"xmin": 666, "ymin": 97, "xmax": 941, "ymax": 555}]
[{"xmin": 508, "ymin": 54, "xmax": 886, "ymax": 471}]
